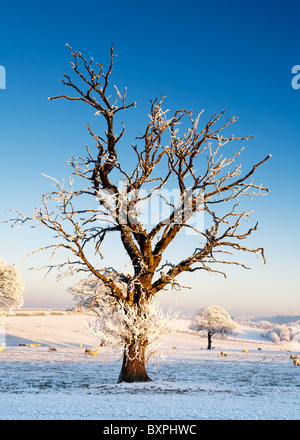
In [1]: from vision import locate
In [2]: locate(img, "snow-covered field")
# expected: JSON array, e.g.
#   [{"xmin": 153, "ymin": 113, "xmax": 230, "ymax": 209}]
[{"xmin": 0, "ymin": 311, "xmax": 299, "ymax": 420}]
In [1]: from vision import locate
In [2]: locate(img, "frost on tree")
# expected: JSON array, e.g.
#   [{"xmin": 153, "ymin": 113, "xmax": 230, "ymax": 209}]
[
  {"xmin": 0, "ymin": 259, "xmax": 24, "ymax": 312},
  {"xmin": 190, "ymin": 305, "xmax": 236, "ymax": 349},
  {"xmin": 68, "ymin": 272, "xmax": 178, "ymax": 382},
  {"xmin": 9, "ymin": 44, "xmax": 270, "ymax": 382}
]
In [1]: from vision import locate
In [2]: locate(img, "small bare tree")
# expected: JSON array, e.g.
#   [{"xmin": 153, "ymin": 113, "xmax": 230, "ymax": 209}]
[
  {"xmin": 190, "ymin": 305, "xmax": 236, "ymax": 349},
  {"xmin": 9, "ymin": 44, "xmax": 270, "ymax": 382}
]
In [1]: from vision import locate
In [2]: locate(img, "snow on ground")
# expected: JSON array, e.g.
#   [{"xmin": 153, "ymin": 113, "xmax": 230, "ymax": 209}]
[{"xmin": 0, "ymin": 312, "xmax": 299, "ymax": 420}]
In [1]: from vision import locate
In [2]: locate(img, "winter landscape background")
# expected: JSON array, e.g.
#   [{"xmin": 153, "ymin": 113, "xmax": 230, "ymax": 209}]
[
  {"xmin": 1, "ymin": 0, "xmax": 300, "ymax": 423},
  {"xmin": 0, "ymin": 309, "xmax": 299, "ymax": 420}
]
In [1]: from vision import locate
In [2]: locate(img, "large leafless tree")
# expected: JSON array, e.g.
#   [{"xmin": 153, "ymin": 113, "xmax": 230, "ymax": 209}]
[{"xmin": 10, "ymin": 44, "xmax": 271, "ymax": 382}]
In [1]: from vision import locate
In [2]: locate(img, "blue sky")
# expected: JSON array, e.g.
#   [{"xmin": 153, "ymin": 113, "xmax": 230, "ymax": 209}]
[{"xmin": 0, "ymin": 0, "xmax": 299, "ymax": 316}]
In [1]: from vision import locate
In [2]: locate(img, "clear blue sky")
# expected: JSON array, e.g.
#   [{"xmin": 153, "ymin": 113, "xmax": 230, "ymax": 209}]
[{"xmin": 0, "ymin": 0, "xmax": 299, "ymax": 316}]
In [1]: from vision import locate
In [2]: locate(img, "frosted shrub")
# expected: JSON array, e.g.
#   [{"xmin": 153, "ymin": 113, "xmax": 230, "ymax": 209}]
[
  {"xmin": 261, "ymin": 323, "xmax": 299, "ymax": 343},
  {"xmin": 267, "ymin": 331, "xmax": 281, "ymax": 343},
  {"xmin": 278, "ymin": 325, "xmax": 291, "ymax": 342},
  {"xmin": 0, "ymin": 259, "xmax": 24, "ymax": 313},
  {"xmin": 69, "ymin": 273, "xmax": 179, "ymax": 363},
  {"xmin": 68, "ymin": 269, "xmax": 129, "ymax": 310},
  {"xmin": 290, "ymin": 325, "xmax": 300, "ymax": 343},
  {"xmin": 257, "ymin": 320, "xmax": 273, "ymax": 330}
]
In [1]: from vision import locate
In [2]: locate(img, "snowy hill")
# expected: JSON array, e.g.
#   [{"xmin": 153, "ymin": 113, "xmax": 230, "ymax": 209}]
[
  {"xmin": 3, "ymin": 310, "xmax": 300, "ymax": 346},
  {"xmin": 0, "ymin": 311, "xmax": 299, "ymax": 420},
  {"xmin": 253, "ymin": 315, "xmax": 300, "ymax": 325}
]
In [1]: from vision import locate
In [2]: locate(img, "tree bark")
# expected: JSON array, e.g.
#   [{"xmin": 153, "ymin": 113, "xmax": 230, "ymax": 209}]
[
  {"xmin": 118, "ymin": 340, "xmax": 152, "ymax": 383},
  {"xmin": 207, "ymin": 331, "xmax": 213, "ymax": 350}
]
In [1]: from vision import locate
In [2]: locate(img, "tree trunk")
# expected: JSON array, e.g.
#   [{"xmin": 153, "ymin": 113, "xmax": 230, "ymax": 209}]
[
  {"xmin": 207, "ymin": 331, "xmax": 213, "ymax": 350},
  {"xmin": 118, "ymin": 340, "xmax": 152, "ymax": 383}
]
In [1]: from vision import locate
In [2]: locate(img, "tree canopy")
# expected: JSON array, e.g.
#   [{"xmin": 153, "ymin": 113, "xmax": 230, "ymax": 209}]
[{"xmin": 190, "ymin": 305, "xmax": 236, "ymax": 349}]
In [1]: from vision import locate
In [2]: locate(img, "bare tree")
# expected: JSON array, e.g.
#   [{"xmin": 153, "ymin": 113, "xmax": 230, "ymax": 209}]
[
  {"xmin": 9, "ymin": 44, "xmax": 271, "ymax": 382},
  {"xmin": 190, "ymin": 305, "xmax": 236, "ymax": 349}
]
